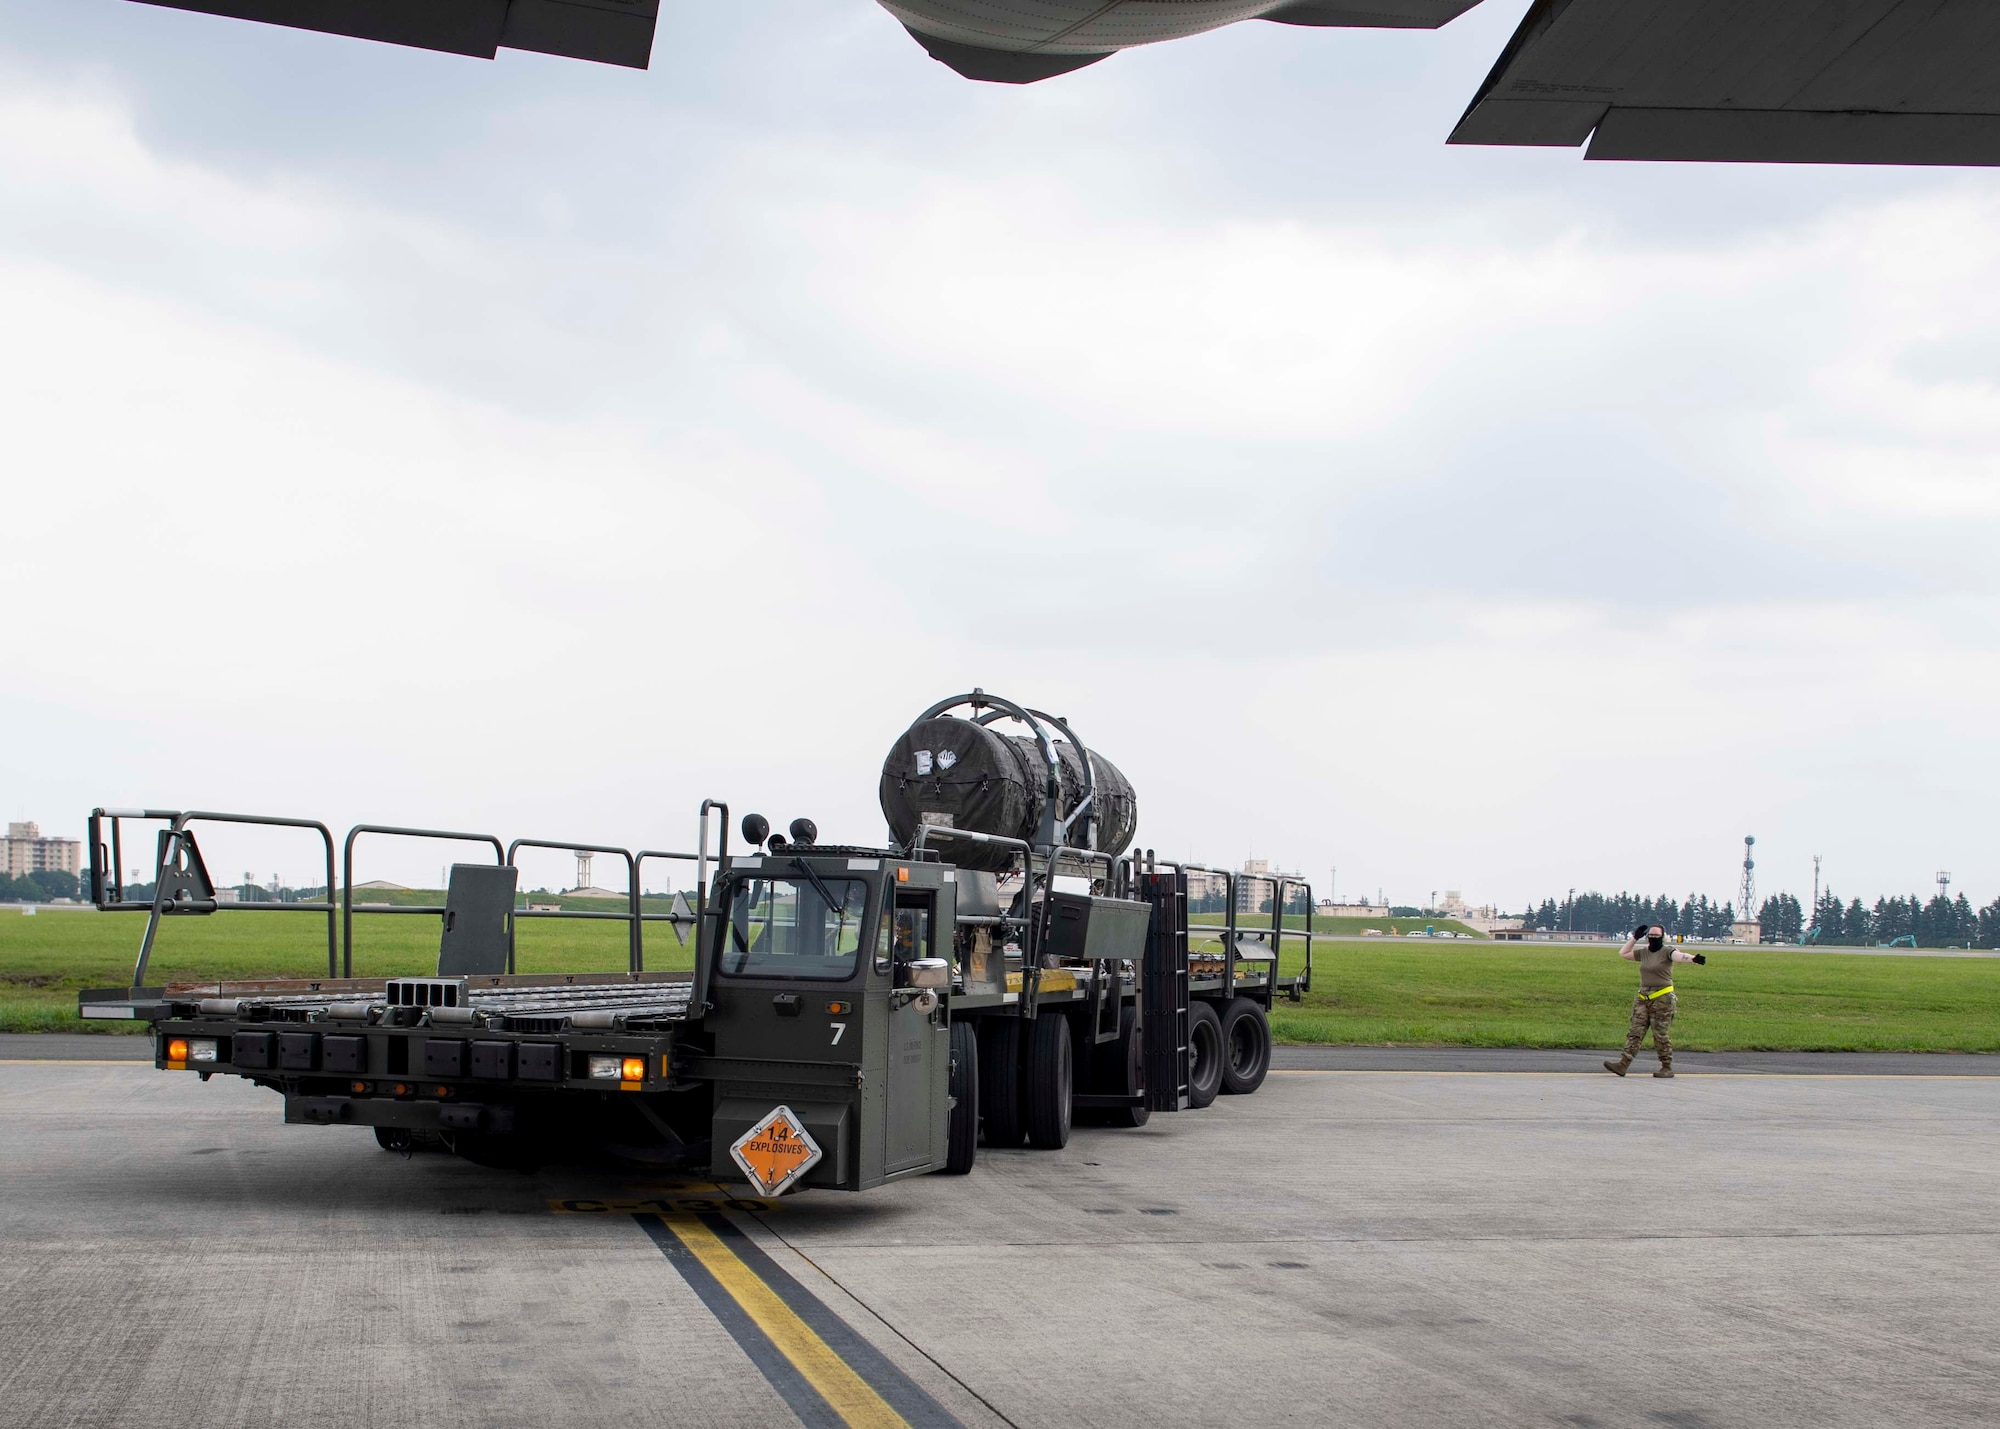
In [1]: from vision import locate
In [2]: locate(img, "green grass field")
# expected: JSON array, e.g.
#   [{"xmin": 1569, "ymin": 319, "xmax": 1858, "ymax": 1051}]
[
  {"xmin": 0, "ymin": 907, "xmax": 694, "ymax": 1033},
  {"xmin": 1265, "ymin": 940, "xmax": 2000, "ymax": 1052},
  {"xmin": 4, "ymin": 909, "xmax": 1994, "ymax": 1051}
]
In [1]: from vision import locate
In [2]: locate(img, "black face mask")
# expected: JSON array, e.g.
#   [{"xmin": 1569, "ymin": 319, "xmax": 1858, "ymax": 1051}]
[{"xmin": 1647, "ymin": 935, "xmax": 1665, "ymax": 951}]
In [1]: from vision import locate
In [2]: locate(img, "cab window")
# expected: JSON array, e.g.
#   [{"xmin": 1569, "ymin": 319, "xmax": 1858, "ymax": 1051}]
[{"xmin": 720, "ymin": 876, "xmax": 869, "ymax": 981}]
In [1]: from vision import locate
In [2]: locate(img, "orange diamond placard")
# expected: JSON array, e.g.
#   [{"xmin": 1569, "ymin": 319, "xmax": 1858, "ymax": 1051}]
[{"xmin": 729, "ymin": 1105, "xmax": 823, "ymax": 1197}]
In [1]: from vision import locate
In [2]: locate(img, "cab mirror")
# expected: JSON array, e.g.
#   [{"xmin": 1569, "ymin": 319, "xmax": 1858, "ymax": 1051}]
[{"xmin": 900, "ymin": 957, "xmax": 949, "ymax": 990}]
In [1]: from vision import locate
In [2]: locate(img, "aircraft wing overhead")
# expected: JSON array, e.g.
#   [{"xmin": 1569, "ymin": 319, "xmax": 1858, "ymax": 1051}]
[
  {"xmin": 1450, "ymin": 0, "xmax": 2000, "ymax": 165},
  {"xmin": 128, "ymin": 0, "xmax": 659, "ymax": 68}
]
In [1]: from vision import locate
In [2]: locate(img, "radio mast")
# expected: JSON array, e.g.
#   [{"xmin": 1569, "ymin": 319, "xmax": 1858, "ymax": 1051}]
[{"xmin": 1738, "ymin": 836, "xmax": 1756, "ymax": 918}]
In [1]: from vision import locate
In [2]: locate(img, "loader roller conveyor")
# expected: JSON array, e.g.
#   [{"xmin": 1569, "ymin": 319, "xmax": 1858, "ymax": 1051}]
[{"xmin": 154, "ymin": 974, "xmax": 698, "ymax": 1027}]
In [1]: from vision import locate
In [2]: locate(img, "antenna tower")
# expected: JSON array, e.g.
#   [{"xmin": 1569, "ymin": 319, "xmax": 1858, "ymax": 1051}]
[
  {"xmin": 1737, "ymin": 836, "xmax": 1756, "ymax": 918},
  {"xmin": 1937, "ymin": 870, "xmax": 1952, "ymax": 901},
  {"xmin": 1811, "ymin": 854, "xmax": 1821, "ymax": 920}
]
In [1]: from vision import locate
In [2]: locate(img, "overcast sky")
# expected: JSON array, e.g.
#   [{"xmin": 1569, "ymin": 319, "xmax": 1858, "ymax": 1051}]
[{"xmin": 4, "ymin": 1, "xmax": 1998, "ymax": 910}]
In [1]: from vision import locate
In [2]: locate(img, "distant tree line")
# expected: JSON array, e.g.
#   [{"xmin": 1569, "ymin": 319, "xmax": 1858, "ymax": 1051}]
[
  {"xmin": 1525, "ymin": 892, "xmax": 1738, "ymax": 939},
  {"xmin": 1525, "ymin": 887, "xmax": 2000, "ymax": 948},
  {"xmin": 2, "ymin": 872, "xmax": 337, "ymax": 905},
  {"xmin": 0, "ymin": 870, "xmax": 82, "ymax": 902},
  {"xmin": 1801, "ymin": 891, "xmax": 1992, "ymax": 949}
]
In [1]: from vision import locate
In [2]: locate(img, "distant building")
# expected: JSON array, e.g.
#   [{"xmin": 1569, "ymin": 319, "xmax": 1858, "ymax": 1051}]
[
  {"xmin": 4, "ymin": 822, "xmax": 81, "ymax": 879},
  {"xmin": 1236, "ymin": 859, "xmax": 1270, "ymax": 913}
]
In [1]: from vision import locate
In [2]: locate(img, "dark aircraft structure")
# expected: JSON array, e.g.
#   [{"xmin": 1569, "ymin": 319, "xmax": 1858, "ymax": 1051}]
[
  {"xmin": 1451, "ymin": 0, "xmax": 2000, "ymax": 166},
  {"xmin": 126, "ymin": 0, "xmax": 2000, "ymax": 166},
  {"xmin": 128, "ymin": 0, "xmax": 660, "ymax": 68}
]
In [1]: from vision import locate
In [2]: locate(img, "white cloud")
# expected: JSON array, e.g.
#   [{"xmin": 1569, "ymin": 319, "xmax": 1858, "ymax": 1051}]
[{"xmin": 3, "ymin": 21, "xmax": 2000, "ymax": 909}]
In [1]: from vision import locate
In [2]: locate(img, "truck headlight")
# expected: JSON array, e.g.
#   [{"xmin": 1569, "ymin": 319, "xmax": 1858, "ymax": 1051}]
[
  {"xmin": 189, "ymin": 1039, "xmax": 218, "ymax": 1063},
  {"xmin": 588, "ymin": 1055, "xmax": 622, "ymax": 1080}
]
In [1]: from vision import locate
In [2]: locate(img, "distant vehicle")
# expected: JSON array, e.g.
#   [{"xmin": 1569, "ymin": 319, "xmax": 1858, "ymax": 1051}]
[{"xmin": 1884, "ymin": 935, "xmax": 1918, "ymax": 948}]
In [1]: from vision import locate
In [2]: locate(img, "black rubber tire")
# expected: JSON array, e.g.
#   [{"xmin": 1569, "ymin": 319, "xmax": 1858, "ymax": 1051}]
[
  {"xmin": 1024, "ymin": 1012, "xmax": 1074, "ymax": 1150},
  {"xmin": 942, "ymin": 1019, "xmax": 979, "ymax": 1174},
  {"xmin": 978, "ymin": 1017, "xmax": 1026, "ymax": 1147},
  {"xmin": 374, "ymin": 1126, "xmax": 413, "ymax": 1153},
  {"xmin": 1218, "ymin": 997, "xmax": 1271, "ymax": 1096},
  {"xmin": 1098, "ymin": 1005, "xmax": 1150, "ymax": 1128},
  {"xmin": 1188, "ymin": 1000, "xmax": 1224, "ymax": 1109}
]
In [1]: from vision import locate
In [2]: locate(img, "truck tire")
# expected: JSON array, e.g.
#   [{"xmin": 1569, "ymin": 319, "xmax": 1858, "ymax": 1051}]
[
  {"xmin": 1188, "ymin": 1000, "xmax": 1223, "ymax": 1109},
  {"xmin": 943, "ymin": 1019, "xmax": 979, "ymax": 1174},
  {"xmin": 979, "ymin": 1017, "xmax": 1026, "ymax": 1147},
  {"xmin": 1024, "ymin": 1012, "xmax": 1073, "ymax": 1150},
  {"xmin": 1093, "ymin": 1004, "xmax": 1150, "ymax": 1129},
  {"xmin": 1218, "ymin": 997, "xmax": 1271, "ymax": 1095}
]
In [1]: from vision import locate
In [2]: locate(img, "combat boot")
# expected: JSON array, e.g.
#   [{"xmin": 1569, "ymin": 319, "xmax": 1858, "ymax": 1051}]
[
  {"xmin": 1603, "ymin": 1057, "xmax": 1631, "ymax": 1076},
  {"xmin": 1652, "ymin": 1058, "xmax": 1674, "ymax": 1079}
]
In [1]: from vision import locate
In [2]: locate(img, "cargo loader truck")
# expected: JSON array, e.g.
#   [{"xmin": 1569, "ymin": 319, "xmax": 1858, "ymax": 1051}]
[{"xmin": 78, "ymin": 690, "xmax": 1313, "ymax": 1194}]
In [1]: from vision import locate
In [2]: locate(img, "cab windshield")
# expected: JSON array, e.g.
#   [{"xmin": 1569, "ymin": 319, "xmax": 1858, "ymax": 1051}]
[{"xmin": 720, "ymin": 874, "xmax": 869, "ymax": 981}]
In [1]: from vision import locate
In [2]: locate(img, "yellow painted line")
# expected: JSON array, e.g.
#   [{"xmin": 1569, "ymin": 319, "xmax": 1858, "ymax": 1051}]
[
  {"xmin": 660, "ymin": 1213, "xmax": 909, "ymax": 1429},
  {"xmin": 548, "ymin": 1194, "xmax": 779, "ymax": 1215}
]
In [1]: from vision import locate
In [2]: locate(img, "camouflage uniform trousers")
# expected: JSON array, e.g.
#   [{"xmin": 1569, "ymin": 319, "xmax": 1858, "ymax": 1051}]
[{"xmin": 1623, "ymin": 991, "xmax": 1676, "ymax": 1064}]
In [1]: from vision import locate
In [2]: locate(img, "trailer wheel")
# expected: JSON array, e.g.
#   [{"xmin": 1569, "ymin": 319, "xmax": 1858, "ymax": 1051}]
[
  {"xmin": 1024, "ymin": 1012, "xmax": 1073, "ymax": 1150},
  {"xmin": 1091, "ymin": 1004, "xmax": 1150, "ymax": 1129},
  {"xmin": 943, "ymin": 1019, "xmax": 979, "ymax": 1174},
  {"xmin": 1188, "ymin": 1001, "xmax": 1223, "ymax": 1109},
  {"xmin": 978, "ymin": 1017, "xmax": 1026, "ymax": 1147},
  {"xmin": 1219, "ymin": 998, "xmax": 1271, "ymax": 1096}
]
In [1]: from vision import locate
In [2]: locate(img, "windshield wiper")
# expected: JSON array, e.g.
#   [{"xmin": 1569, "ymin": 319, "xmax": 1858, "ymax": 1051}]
[{"xmin": 790, "ymin": 857, "xmax": 855, "ymax": 952}]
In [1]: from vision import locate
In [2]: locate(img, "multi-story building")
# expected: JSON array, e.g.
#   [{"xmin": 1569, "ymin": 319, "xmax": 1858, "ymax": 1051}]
[{"xmin": 4, "ymin": 822, "xmax": 82, "ymax": 879}]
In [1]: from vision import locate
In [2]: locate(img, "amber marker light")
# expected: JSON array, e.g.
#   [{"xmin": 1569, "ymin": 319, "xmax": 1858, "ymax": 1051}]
[
  {"xmin": 620, "ymin": 1057, "xmax": 646, "ymax": 1083},
  {"xmin": 826, "ymin": 1001, "xmax": 851, "ymax": 1015},
  {"xmin": 166, "ymin": 1038, "xmax": 189, "ymax": 1063},
  {"xmin": 896, "ymin": 866, "xmax": 909, "ymax": 883},
  {"xmin": 350, "ymin": 1081, "xmax": 368, "ymax": 1094}
]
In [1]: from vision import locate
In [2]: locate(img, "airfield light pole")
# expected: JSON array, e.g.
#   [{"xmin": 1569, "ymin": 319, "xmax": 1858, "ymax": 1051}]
[{"xmin": 1567, "ymin": 888, "xmax": 1574, "ymax": 934}]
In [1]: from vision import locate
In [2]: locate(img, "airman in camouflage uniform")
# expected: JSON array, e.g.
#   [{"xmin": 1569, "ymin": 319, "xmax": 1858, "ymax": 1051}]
[{"xmin": 1605, "ymin": 924, "xmax": 1706, "ymax": 1078}]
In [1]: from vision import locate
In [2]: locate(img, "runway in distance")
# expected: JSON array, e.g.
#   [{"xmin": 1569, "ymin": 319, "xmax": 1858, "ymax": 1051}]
[{"xmin": 123, "ymin": 0, "xmax": 2000, "ymax": 166}]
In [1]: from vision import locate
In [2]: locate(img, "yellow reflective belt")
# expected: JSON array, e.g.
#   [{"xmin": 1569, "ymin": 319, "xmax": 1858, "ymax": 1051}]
[{"xmin": 1644, "ymin": 984, "xmax": 1674, "ymax": 999}]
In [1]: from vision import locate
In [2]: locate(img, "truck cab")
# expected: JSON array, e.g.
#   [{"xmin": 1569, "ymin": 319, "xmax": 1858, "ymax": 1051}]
[{"xmin": 698, "ymin": 848, "xmax": 955, "ymax": 1192}]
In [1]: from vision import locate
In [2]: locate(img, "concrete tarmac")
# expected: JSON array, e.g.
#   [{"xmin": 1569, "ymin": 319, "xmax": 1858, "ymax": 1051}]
[{"xmin": 2, "ymin": 1061, "xmax": 1994, "ymax": 1428}]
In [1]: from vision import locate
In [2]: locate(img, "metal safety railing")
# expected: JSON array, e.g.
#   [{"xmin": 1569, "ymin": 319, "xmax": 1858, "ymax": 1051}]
[
  {"xmin": 91, "ymin": 809, "xmax": 341, "ymax": 987},
  {"xmin": 88, "ymin": 803, "xmax": 726, "ymax": 989},
  {"xmin": 1136, "ymin": 852, "xmax": 1314, "ymax": 1002},
  {"xmin": 342, "ymin": 824, "xmax": 506, "ymax": 978}
]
